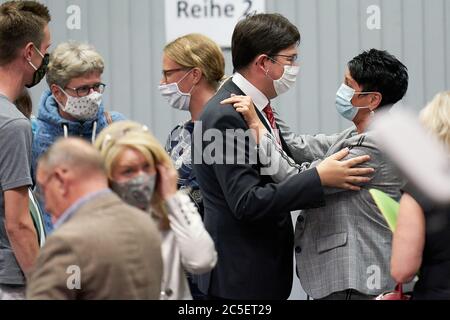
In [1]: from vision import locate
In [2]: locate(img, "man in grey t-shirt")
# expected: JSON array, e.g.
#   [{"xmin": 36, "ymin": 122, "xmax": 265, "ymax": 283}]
[
  {"xmin": 0, "ymin": 96, "xmax": 34, "ymax": 291},
  {"xmin": 0, "ymin": 1, "xmax": 51, "ymax": 299}
]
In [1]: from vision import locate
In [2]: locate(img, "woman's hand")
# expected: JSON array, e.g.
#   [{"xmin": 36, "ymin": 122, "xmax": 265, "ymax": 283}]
[
  {"xmin": 317, "ymin": 148, "xmax": 374, "ymax": 190},
  {"xmin": 156, "ymin": 164, "xmax": 178, "ymax": 200},
  {"xmin": 221, "ymin": 94, "xmax": 267, "ymax": 143}
]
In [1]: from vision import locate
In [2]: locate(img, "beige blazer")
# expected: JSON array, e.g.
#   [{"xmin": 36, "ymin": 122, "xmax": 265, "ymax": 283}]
[{"xmin": 27, "ymin": 191, "xmax": 163, "ymax": 300}]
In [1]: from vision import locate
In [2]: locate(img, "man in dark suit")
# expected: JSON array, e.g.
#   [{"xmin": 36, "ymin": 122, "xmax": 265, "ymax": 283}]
[{"xmin": 192, "ymin": 14, "xmax": 373, "ymax": 300}]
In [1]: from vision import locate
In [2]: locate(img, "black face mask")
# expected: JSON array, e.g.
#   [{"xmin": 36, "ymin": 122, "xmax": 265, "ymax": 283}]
[{"xmin": 26, "ymin": 46, "xmax": 50, "ymax": 88}]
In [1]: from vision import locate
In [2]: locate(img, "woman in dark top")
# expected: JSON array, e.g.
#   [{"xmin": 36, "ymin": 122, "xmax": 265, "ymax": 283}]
[{"xmin": 391, "ymin": 91, "xmax": 450, "ymax": 299}]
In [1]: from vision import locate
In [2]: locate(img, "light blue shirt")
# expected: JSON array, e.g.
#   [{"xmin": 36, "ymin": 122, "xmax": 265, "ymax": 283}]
[{"xmin": 53, "ymin": 189, "xmax": 111, "ymax": 230}]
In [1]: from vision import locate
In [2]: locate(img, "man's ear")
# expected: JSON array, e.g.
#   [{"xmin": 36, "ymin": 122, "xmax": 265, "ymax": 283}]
[
  {"xmin": 254, "ymin": 54, "xmax": 271, "ymax": 75},
  {"xmin": 54, "ymin": 167, "xmax": 70, "ymax": 196},
  {"xmin": 54, "ymin": 167, "xmax": 67, "ymax": 182},
  {"xmin": 370, "ymin": 92, "xmax": 383, "ymax": 110},
  {"xmin": 23, "ymin": 42, "xmax": 35, "ymax": 62}
]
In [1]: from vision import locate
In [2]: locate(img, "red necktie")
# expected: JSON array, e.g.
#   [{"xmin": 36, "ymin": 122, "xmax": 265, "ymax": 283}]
[{"xmin": 263, "ymin": 105, "xmax": 281, "ymax": 144}]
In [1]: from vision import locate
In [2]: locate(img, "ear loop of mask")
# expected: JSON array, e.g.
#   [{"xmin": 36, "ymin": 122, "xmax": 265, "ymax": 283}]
[
  {"xmin": 28, "ymin": 60, "xmax": 38, "ymax": 71},
  {"xmin": 177, "ymin": 68, "xmax": 196, "ymax": 94},
  {"xmin": 259, "ymin": 56, "xmax": 272, "ymax": 79},
  {"xmin": 262, "ymin": 55, "xmax": 282, "ymax": 80},
  {"xmin": 353, "ymin": 92, "xmax": 380, "ymax": 113},
  {"xmin": 54, "ymin": 86, "xmax": 69, "ymax": 110},
  {"xmin": 28, "ymin": 45, "xmax": 45, "ymax": 70}
]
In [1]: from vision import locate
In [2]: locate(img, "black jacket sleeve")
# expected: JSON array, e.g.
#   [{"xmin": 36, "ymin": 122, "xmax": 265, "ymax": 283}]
[{"xmin": 211, "ymin": 112, "xmax": 325, "ymax": 223}]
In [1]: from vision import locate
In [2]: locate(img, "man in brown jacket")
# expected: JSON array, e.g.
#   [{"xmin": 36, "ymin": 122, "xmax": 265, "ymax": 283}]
[{"xmin": 27, "ymin": 138, "xmax": 163, "ymax": 300}]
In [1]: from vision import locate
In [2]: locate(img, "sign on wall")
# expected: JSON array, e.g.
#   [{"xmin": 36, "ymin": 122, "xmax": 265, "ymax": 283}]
[{"xmin": 165, "ymin": 0, "xmax": 266, "ymax": 48}]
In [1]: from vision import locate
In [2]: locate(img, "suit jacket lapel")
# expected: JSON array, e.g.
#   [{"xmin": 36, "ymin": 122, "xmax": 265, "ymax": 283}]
[
  {"xmin": 222, "ymin": 78, "xmax": 245, "ymax": 96},
  {"xmin": 255, "ymin": 107, "xmax": 273, "ymax": 134},
  {"xmin": 277, "ymin": 122, "xmax": 293, "ymax": 159},
  {"xmin": 222, "ymin": 79, "xmax": 274, "ymax": 136}
]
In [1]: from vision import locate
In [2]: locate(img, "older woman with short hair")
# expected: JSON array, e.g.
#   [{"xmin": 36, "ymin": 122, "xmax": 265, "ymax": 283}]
[{"xmin": 32, "ymin": 41, "xmax": 125, "ymax": 232}]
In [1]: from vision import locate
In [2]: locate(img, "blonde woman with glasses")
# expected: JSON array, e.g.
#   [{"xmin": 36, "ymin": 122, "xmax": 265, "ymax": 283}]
[
  {"xmin": 94, "ymin": 120, "xmax": 217, "ymax": 300},
  {"xmin": 159, "ymin": 34, "xmax": 225, "ymax": 299},
  {"xmin": 160, "ymin": 33, "xmax": 225, "ymax": 217}
]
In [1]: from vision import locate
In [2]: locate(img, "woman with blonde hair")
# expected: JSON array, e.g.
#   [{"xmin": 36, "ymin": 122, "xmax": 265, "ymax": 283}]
[
  {"xmin": 419, "ymin": 91, "xmax": 450, "ymax": 147},
  {"xmin": 391, "ymin": 91, "xmax": 450, "ymax": 299},
  {"xmin": 159, "ymin": 34, "xmax": 225, "ymax": 298},
  {"xmin": 160, "ymin": 33, "xmax": 225, "ymax": 209},
  {"xmin": 94, "ymin": 120, "xmax": 217, "ymax": 300}
]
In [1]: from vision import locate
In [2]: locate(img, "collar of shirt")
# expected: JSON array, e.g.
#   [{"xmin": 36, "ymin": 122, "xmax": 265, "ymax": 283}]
[
  {"xmin": 232, "ymin": 72, "xmax": 269, "ymax": 112},
  {"xmin": 53, "ymin": 188, "xmax": 111, "ymax": 229},
  {"xmin": 232, "ymin": 72, "xmax": 280, "ymax": 140}
]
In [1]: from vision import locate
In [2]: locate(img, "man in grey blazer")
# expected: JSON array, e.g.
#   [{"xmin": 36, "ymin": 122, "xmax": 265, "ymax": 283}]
[
  {"xmin": 27, "ymin": 138, "xmax": 163, "ymax": 300},
  {"xmin": 280, "ymin": 49, "xmax": 410, "ymax": 299}
]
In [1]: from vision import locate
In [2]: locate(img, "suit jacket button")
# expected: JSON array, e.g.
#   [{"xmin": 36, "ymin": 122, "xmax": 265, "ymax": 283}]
[
  {"xmin": 297, "ymin": 215, "xmax": 305, "ymax": 223},
  {"xmin": 295, "ymin": 246, "xmax": 302, "ymax": 254}
]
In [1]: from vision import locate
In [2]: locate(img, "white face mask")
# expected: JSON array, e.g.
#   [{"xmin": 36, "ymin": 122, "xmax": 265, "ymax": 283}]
[
  {"xmin": 158, "ymin": 69, "xmax": 195, "ymax": 111},
  {"xmin": 265, "ymin": 57, "xmax": 300, "ymax": 96},
  {"xmin": 56, "ymin": 87, "xmax": 102, "ymax": 121}
]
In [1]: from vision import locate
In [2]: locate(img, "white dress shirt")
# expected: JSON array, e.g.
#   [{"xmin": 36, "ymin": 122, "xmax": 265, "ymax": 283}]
[{"xmin": 232, "ymin": 72, "xmax": 280, "ymax": 141}]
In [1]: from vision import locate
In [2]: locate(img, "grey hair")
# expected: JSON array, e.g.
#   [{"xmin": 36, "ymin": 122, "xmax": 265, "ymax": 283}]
[
  {"xmin": 46, "ymin": 41, "xmax": 105, "ymax": 88},
  {"xmin": 39, "ymin": 137, "xmax": 106, "ymax": 175}
]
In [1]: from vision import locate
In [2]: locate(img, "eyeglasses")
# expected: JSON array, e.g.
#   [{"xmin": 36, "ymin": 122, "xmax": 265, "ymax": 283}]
[
  {"xmin": 354, "ymin": 91, "xmax": 379, "ymax": 97},
  {"xmin": 162, "ymin": 67, "xmax": 192, "ymax": 83},
  {"xmin": 270, "ymin": 54, "xmax": 299, "ymax": 64},
  {"xmin": 65, "ymin": 83, "xmax": 106, "ymax": 97}
]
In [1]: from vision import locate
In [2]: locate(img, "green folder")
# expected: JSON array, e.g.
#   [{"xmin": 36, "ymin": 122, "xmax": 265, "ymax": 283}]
[{"xmin": 369, "ymin": 189, "xmax": 400, "ymax": 232}]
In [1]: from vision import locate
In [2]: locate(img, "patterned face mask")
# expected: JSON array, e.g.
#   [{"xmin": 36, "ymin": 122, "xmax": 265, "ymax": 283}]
[
  {"xmin": 56, "ymin": 87, "xmax": 103, "ymax": 121},
  {"xmin": 111, "ymin": 173, "xmax": 157, "ymax": 211}
]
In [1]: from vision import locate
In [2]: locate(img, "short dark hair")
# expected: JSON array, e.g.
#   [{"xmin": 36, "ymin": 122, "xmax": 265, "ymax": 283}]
[
  {"xmin": 348, "ymin": 49, "xmax": 409, "ymax": 108},
  {"xmin": 0, "ymin": 1, "xmax": 51, "ymax": 66},
  {"xmin": 231, "ymin": 13, "xmax": 300, "ymax": 71}
]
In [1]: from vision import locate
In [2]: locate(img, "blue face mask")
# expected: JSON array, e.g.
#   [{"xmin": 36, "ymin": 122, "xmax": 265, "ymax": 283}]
[
  {"xmin": 336, "ymin": 83, "xmax": 379, "ymax": 121},
  {"xmin": 335, "ymin": 83, "xmax": 359, "ymax": 121}
]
